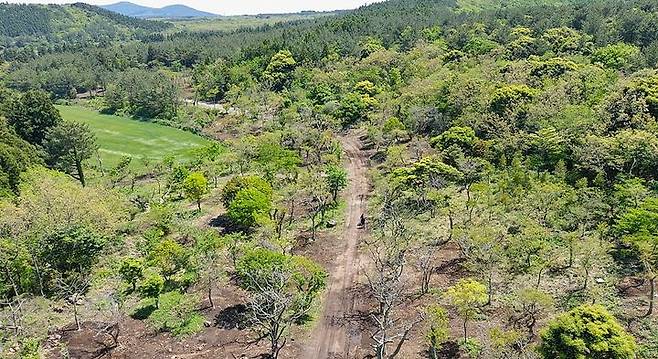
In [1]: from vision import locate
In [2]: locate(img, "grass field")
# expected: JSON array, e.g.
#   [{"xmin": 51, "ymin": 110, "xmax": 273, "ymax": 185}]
[
  {"xmin": 56, "ymin": 105, "xmax": 211, "ymax": 167},
  {"xmin": 169, "ymin": 12, "xmax": 340, "ymax": 33}
]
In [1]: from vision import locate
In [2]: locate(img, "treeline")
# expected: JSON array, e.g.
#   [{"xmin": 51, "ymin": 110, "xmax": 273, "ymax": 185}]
[{"xmin": 0, "ymin": 3, "xmax": 170, "ymax": 62}]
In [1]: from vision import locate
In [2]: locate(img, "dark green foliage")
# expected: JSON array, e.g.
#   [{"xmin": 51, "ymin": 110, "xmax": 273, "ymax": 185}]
[
  {"xmin": 105, "ymin": 69, "xmax": 179, "ymax": 119},
  {"xmin": 538, "ymin": 305, "xmax": 637, "ymax": 359},
  {"xmin": 40, "ymin": 225, "xmax": 106, "ymax": 275},
  {"xmin": 43, "ymin": 121, "xmax": 98, "ymax": 186},
  {"xmin": 0, "ymin": 119, "xmax": 39, "ymax": 197},
  {"xmin": 5, "ymin": 90, "xmax": 62, "ymax": 146}
]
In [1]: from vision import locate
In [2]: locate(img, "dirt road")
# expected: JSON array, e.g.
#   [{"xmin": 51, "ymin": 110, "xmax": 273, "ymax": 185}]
[{"xmin": 303, "ymin": 134, "xmax": 369, "ymax": 358}]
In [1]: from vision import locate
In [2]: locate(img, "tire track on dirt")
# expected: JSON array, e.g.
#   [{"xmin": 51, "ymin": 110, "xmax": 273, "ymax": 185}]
[{"xmin": 303, "ymin": 134, "xmax": 368, "ymax": 359}]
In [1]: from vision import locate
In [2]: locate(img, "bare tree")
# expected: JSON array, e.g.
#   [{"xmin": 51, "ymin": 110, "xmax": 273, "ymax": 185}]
[
  {"xmin": 238, "ymin": 250, "xmax": 326, "ymax": 359},
  {"xmin": 365, "ymin": 197, "xmax": 423, "ymax": 358},
  {"xmin": 0, "ymin": 295, "xmax": 27, "ymax": 336},
  {"xmin": 56, "ymin": 273, "xmax": 91, "ymax": 331}
]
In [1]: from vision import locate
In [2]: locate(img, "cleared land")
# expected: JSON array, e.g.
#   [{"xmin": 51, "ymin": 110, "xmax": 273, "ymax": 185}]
[
  {"xmin": 170, "ymin": 12, "xmax": 339, "ymax": 32},
  {"xmin": 56, "ymin": 105, "xmax": 210, "ymax": 167}
]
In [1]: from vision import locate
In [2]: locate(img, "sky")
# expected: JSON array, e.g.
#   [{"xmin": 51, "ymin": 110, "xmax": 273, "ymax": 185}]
[{"xmin": 5, "ymin": 0, "xmax": 383, "ymax": 15}]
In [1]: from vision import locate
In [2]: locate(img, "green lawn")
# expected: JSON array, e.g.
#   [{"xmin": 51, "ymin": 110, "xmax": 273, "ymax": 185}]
[{"xmin": 56, "ymin": 105, "xmax": 211, "ymax": 167}]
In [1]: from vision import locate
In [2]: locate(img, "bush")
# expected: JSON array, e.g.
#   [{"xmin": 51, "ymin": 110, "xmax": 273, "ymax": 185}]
[
  {"xmin": 147, "ymin": 291, "xmax": 204, "ymax": 336},
  {"xmin": 227, "ymin": 187, "xmax": 272, "ymax": 228},
  {"xmin": 221, "ymin": 176, "xmax": 272, "ymax": 208},
  {"xmin": 538, "ymin": 304, "xmax": 637, "ymax": 359}
]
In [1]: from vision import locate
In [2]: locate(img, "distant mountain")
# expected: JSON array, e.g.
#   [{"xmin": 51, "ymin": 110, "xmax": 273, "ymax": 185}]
[{"xmin": 101, "ymin": 2, "xmax": 218, "ymax": 18}]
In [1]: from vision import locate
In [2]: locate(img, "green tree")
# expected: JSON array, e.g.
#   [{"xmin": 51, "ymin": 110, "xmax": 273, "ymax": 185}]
[
  {"xmin": 119, "ymin": 257, "xmax": 144, "ymax": 292},
  {"xmin": 0, "ymin": 118, "xmax": 39, "ymax": 196},
  {"xmin": 183, "ymin": 172, "xmax": 208, "ymax": 211},
  {"xmin": 5, "ymin": 90, "xmax": 61, "ymax": 146},
  {"xmin": 147, "ymin": 239, "xmax": 189, "ymax": 281},
  {"xmin": 227, "ymin": 187, "xmax": 273, "ymax": 228},
  {"xmin": 616, "ymin": 197, "xmax": 658, "ymax": 316},
  {"xmin": 43, "ymin": 121, "xmax": 98, "ymax": 187},
  {"xmin": 263, "ymin": 50, "xmax": 297, "ymax": 91},
  {"xmin": 326, "ymin": 164, "xmax": 348, "ymax": 203},
  {"xmin": 147, "ymin": 291, "xmax": 204, "ymax": 336},
  {"xmin": 538, "ymin": 304, "xmax": 637, "ymax": 359},
  {"xmin": 426, "ymin": 305, "xmax": 450, "ymax": 359},
  {"xmin": 221, "ymin": 176, "xmax": 272, "ymax": 208},
  {"xmin": 445, "ymin": 278, "xmax": 487, "ymax": 341},
  {"xmin": 592, "ymin": 43, "xmax": 641, "ymax": 70},
  {"xmin": 236, "ymin": 248, "xmax": 326, "ymax": 359}
]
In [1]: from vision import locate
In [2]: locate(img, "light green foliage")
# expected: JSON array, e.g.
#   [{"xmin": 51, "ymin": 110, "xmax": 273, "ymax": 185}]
[
  {"xmin": 138, "ymin": 269, "xmax": 165, "ymax": 300},
  {"xmin": 392, "ymin": 156, "xmax": 463, "ymax": 189},
  {"xmin": 236, "ymin": 248, "xmax": 326, "ymax": 356},
  {"xmin": 430, "ymin": 126, "xmax": 477, "ymax": 151},
  {"xmin": 506, "ymin": 27, "xmax": 536, "ymax": 60},
  {"xmin": 354, "ymin": 80, "xmax": 378, "ymax": 96},
  {"xmin": 490, "ymin": 85, "xmax": 538, "ymax": 115},
  {"xmin": 221, "ymin": 176, "xmax": 273, "ymax": 208},
  {"xmin": 147, "ymin": 239, "xmax": 189, "ymax": 280},
  {"xmin": 592, "ymin": 43, "xmax": 641, "ymax": 70},
  {"xmin": 541, "ymin": 27, "xmax": 589, "ymax": 54},
  {"xmin": 147, "ymin": 291, "xmax": 204, "ymax": 336},
  {"xmin": 325, "ymin": 164, "xmax": 348, "ymax": 202},
  {"xmin": 538, "ymin": 304, "xmax": 637, "ymax": 359},
  {"xmin": 263, "ymin": 50, "xmax": 297, "ymax": 91},
  {"xmin": 254, "ymin": 134, "xmax": 301, "ymax": 181},
  {"xmin": 228, "ymin": 187, "xmax": 273, "ymax": 228},
  {"xmin": 445, "ymin": 278, "xmax": 488, "ymax": 340},
  {"xmin": 617, "ymin": 197, "xmax": 658, "ymax": 312},
  {"xmin": 360, "ymin": 36, "xmax": 384, "ymax": 57},
  {"xmin": 337, "ymin": 90, "xmax": 378, "ymax": 127},
  {"xmin": 426, "ymin": 305, "xmax": 450, "ymax": 358},
  {"xmin": 119, "ymin": 257, "xmax": 144, "ymax": 292},
  {"xmin": 56, "ymin": 106, "xmax": 210, "ymax": 167},
  {"xmin": 183, "ymin": 172, "xmax": 208, "ymax": 210},
  {"xmin": 531, "ymin": 57, "xmax": 579, "ymax": 78}
]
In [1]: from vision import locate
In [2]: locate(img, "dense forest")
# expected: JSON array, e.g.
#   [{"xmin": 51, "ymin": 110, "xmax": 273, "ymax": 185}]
[{"xmin": 2, "ymin": 0, "xmax": 658, "ymax": 358}]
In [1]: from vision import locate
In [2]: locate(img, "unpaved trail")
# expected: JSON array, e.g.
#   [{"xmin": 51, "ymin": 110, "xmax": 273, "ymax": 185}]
[{"xmin": 304, "ymin": 134, "xmax": 369, "ymax": 358}]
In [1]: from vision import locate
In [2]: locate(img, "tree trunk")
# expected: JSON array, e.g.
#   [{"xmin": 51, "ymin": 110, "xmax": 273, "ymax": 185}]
[
  {"xmin": 73, "ymin": 300, "xmax": 81, "ymax": 331},
  {"xmin": 76, "ymin": 159, "xmax": 86, "ymax": 187},
  {"xmin": 463, "ymin": 319, "xmax": 468, "ymax": 341},
  {"xmin": 648, "ymin": 276, "xmax": 655, "ymax": 317},
  {"xmin": 208, "ymin": 278, "xmax": 214, "ymax": 309}
]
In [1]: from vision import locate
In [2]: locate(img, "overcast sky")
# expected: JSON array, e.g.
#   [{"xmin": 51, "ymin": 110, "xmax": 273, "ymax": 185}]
[{"xmin": 6, "ymin": 0, "xmax": 382, "ymax": 15}]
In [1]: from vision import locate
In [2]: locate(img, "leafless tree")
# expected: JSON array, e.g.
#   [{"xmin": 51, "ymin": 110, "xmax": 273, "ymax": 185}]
[
  {"xmin": 243, "ymin": 268, "xmax": 321, "ymax": 359},
  {"xmin": 365, "ymin": 196, "xmax": 423, "ymax": 358},
  {"xmin": 56, "ymin": 273, "xmax": 91, "ymax": 331},
  {"xmin": 0, "ymin": 295, "xmax": 27, "ymax": 336}
]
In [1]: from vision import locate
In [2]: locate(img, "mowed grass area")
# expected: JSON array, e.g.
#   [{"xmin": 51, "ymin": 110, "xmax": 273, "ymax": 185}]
[{"xmin": 56, "ymin": 105, "xmax": 211, "ymax": 167}]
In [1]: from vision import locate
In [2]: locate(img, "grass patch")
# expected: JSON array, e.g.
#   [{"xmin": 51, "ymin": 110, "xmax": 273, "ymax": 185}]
[{"xmin": 56, "ymin": 105, "xmax": 211, "ymax": 167}]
